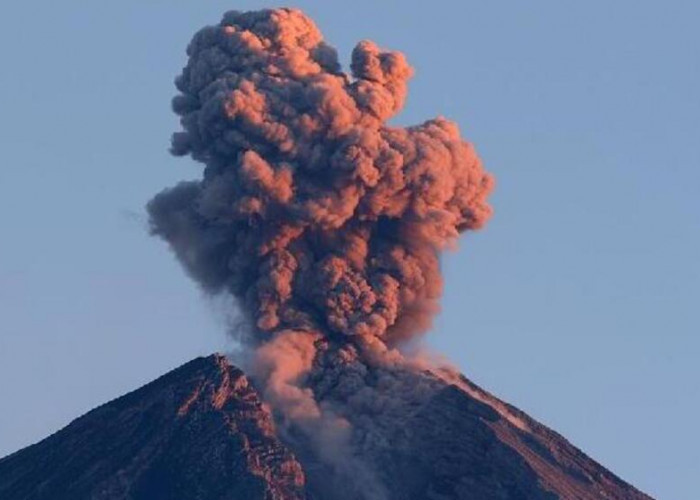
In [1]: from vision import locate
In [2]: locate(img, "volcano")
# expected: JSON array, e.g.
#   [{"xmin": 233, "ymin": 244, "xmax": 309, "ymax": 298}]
[{"xmin": 0, "ymin": 354, "xmax": 651, "ymax": 500}]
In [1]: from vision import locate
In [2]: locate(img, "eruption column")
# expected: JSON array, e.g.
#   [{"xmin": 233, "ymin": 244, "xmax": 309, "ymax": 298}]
[{"xmin": 148, "ymin": 7, "xmax": 493, "ymax": 423}]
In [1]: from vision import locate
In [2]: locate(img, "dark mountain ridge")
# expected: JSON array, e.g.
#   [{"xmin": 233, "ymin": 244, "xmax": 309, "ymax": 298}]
[{"xmin": 0, "ymin": 354, "xmax": 652, "ymax": 500}]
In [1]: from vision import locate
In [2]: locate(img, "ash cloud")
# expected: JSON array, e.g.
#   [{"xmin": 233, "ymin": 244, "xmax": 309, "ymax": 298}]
[
  {"xmin": 149, "ymin": 7, "xmax": 492, "ymax": 353},
  {"xmin": 148, "ymin": 8, "xmax": 493, "ymax": 498}
]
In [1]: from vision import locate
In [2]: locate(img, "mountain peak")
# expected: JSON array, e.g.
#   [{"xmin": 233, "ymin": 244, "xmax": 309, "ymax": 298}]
[{"xmin": 0, "ymin": 354, "xmax": 651, "ymax": 500}]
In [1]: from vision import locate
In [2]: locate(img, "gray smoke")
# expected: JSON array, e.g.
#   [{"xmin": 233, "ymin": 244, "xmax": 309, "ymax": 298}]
[{"xmin": 147, "ymin": 8, "xmax": 494, "ymax": 499}]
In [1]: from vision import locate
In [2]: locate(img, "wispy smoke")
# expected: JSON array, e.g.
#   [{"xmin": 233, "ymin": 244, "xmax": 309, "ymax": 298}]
[{"xmin": 148, "ymin": 8, "xmax": 493, "ymax": 498}]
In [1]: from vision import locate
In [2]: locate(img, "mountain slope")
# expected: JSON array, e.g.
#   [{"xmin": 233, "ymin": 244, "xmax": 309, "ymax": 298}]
[
  {"xmin": 370, "ymin": 380, "xmax": 650, "ymax": 500},
  {"xmin": 0, "ymin": 355, "xmax": 651, "ymax": 500},
  {"xmin": 0, "ymin": 355, "xmax": 306, "ymax": 500}
]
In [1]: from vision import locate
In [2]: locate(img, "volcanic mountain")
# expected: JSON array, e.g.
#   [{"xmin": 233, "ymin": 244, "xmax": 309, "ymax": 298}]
[{"xmin": 0, "ymin": 354, "xmax": 651, "ymax": 500}]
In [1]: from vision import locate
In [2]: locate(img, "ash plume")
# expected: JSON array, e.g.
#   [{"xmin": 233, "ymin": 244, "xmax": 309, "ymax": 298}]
[{"xmin": 148, "ymin": 8, "xmax": 493, "ymax": 497}]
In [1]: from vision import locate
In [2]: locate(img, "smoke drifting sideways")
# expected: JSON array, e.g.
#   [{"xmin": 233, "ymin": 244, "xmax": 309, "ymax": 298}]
[{"xmin": 148, "ymin": 8, "xmax": 493, "ymax": 428}]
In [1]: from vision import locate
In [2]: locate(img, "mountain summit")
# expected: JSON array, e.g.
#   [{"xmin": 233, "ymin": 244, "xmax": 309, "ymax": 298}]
[{"xmin": 0, "ymin": 355, "xmax": 651, "ymax": 500}]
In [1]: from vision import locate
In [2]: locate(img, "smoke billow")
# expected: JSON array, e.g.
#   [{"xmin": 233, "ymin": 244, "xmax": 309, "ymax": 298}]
[{"xmin": 148, "ymin": 8, "xmax": 493, "ymax": 497}]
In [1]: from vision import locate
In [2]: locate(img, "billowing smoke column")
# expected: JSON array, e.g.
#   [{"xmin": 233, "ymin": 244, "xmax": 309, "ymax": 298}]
[
  {"xmin": 148, "ymin": 8, "xmax": 493, "ymax": 496},
  {"xmin": 149, "ymin": 7, "xmax": 492, "ymax": 353}
]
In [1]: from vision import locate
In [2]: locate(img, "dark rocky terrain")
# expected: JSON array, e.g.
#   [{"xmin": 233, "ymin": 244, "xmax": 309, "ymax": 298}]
[
  {"xmin": 0, "ymin": 354, "xmax": 652, "ymax": 500},
  {"xmin": 0, "ymin": 355, "xmax": 305, "ymax": 500}
]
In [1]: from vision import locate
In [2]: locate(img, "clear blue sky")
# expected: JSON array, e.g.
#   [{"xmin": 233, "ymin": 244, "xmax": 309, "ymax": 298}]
[{"xmin": 0, "ymin": 2, "xmax": 697, "ymax": 498}]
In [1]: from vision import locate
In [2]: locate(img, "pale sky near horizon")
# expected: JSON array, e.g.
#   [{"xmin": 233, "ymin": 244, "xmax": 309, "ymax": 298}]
[{"xmin": 0, "ymin": 2, "xmax": 697, "ymax": 499}]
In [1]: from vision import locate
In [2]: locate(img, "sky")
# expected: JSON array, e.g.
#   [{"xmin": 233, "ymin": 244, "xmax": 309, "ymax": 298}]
[{"xmin": 0, "ymin": 2, "xmax": 697, "ymax": 498}]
